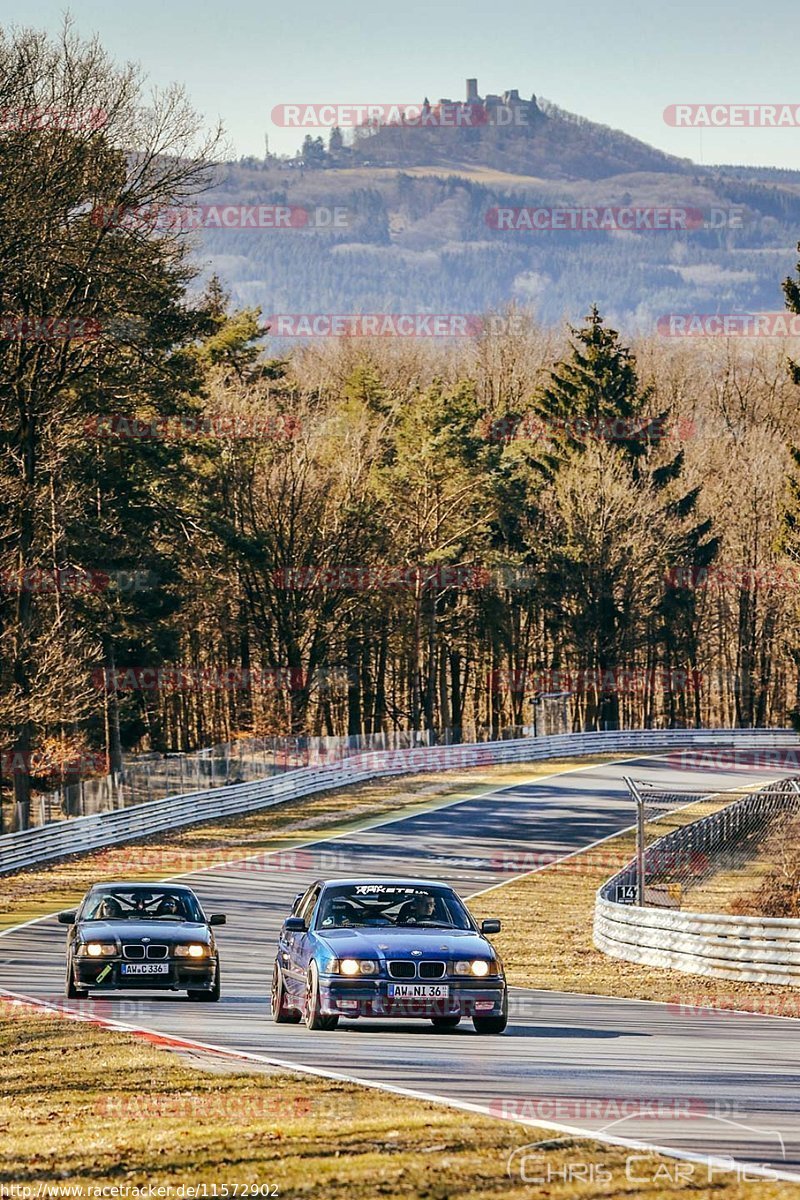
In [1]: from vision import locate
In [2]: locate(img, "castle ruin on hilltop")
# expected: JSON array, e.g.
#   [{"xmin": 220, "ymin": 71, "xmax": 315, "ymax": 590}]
[{"xmin": 420, "ymin": 79, "xmax": 540, "ymax": 125}]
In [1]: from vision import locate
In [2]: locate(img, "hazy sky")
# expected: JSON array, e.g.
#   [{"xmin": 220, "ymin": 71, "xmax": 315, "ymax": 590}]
[{"xmin": 5, "ymin": 0, "xmax": 800, "ymax": 168}]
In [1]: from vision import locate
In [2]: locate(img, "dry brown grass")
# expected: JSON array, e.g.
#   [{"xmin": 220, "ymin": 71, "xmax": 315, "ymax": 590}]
[{"xmin": 687, "ymin": 809, "xmax": 800, "ymax": 919}]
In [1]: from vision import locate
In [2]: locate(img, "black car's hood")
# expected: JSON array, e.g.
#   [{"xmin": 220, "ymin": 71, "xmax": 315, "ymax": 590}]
[
  {"xmin": 315, "ymin": 926, "xmax": 493, "ymax": 959},
  {"xmin": 77, "ymin": 920, "xmax": 211, "ymax": 944}
]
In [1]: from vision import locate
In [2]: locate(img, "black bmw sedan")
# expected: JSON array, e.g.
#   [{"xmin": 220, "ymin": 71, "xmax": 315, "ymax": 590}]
[{"xmin": 59, "ymin": 882, "xmax": 225, "ymax": 1001}]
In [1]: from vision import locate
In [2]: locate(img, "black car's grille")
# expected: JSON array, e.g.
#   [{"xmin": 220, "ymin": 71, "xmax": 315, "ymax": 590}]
[
  {"xmin": 387, "ymin": 961, "xmax": 415, "ymax": 979},
  {"xmin": 122, "ymin": 944, "xmax": 169, "ymax": 960},
  {"xmin": 387, "ymin": 960, "xmax": 446, "ymax": 979},
  {"xmin": 419, "ymin": 961, "xmax": 446, "ymax": 979}
]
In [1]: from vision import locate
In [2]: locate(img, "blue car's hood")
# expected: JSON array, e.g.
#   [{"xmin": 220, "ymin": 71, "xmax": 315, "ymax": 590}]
[{"xmin": 315, "ymin": 926, "xmax": 492, "ymax": 959}]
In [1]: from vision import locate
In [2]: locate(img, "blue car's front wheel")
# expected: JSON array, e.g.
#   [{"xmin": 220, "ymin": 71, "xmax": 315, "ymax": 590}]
[
  {"xmin": 431, "ymin": 1014, "xmax": 461, "ymax": 1030},
  {"xmin": 472, "ymin": 986, "xmax": 508, "ymax": 1035},
  {"xmin": 304, "ymin": 963, "xmax": 339, "ymax": 1031},
  {"xmin": 271, "ymin": 962, "xmax": 301, "ymax": 1024}
]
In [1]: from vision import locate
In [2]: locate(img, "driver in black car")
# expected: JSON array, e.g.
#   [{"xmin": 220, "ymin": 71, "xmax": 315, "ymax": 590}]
[{"xmin": 397, "ymin": 894, "xmax": 437, "ymax": 924}]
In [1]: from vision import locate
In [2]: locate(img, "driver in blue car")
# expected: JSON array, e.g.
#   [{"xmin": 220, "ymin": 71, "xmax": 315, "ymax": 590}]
[{"xmin": 398, "ymin": 894, "xmax": 436, "ymax": 924}]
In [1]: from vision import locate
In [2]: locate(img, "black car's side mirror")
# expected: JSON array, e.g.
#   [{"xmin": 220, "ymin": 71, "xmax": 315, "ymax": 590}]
[
  {"xmin": 57, "ymin": 910, "xmax": 77, "ymax": 925},
  {"xmin": 481, "ymin": 918, "xmax": 502, "ymax": 935},
  {"xmin": 284, "ymin": 916, "xmax": 307, "ymax": 933},
  {"xmin": 209, "ymin": 914, "xmax": 226, "ymax": 926}
]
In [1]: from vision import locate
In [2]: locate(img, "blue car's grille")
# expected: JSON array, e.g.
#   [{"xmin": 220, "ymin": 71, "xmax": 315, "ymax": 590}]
[
  {"xmin": 387, "ymin": 960, "xmax": 446, "ymax": 979},
  {"xmin": 419, "ymin": 961, "xmax": 446, "ymax": 979},
  {"xmin": 388, "ymin": 961, "xmax": 415, "ymax": 978}
]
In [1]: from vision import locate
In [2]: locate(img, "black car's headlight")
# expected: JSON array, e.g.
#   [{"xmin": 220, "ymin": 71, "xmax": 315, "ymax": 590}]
[
  {"xmin": 337, "ymin": 958, "xmax": 378, "ymax": 976},
  {"xmin": 454, "ymin": 959, "xmax": 494, "ymax": 977},
  {"xmin": 78, "ymin": 942, "xmax": 116, "ymax": 957},
  {"xmin": 175, "ymin": 944, "xmax": 208, "ymax": 958}
]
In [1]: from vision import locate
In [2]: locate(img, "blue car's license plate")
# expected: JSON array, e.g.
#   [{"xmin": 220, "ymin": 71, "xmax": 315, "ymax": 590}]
[
  {"xmin": 121, "ymin": 963, "xmax": 169, "ymax": 975},
  {"xmin": 387, "ymin": 983, "xmax": 449, "ymax": 999}
]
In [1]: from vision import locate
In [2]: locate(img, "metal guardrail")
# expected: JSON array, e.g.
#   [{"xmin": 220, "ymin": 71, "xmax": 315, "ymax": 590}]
[
  {"xmin": 594, "ymin": 776, "xmax": 800, "ymax": 985},
  {"xmin": 1, "ymin": 726, "xmax": 797, "ymax": 876}
]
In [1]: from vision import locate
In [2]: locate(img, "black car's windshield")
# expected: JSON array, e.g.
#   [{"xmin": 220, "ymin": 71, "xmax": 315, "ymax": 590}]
[
  {"xmin": 316, "ymin": 884, "xmax": 472, "ymax": 930},
  {"xmin": 82, "ymin": 890, "xmax": 204, "ymax": 922}
]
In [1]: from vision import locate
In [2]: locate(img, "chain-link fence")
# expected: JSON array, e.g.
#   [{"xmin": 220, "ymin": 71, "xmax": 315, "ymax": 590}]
[{"xmin": 610, "ymin": 776, "xmax": 800, "ymax": 906}]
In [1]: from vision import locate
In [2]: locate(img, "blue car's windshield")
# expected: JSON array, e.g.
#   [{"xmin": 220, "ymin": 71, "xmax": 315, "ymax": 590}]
[
  {"xmin": 82, "ymin": 889, "xmax": 204, "ymax": 922},
  {"xmin": 316, "ymin": 884, "xmax": 472, "ymax": 930}
]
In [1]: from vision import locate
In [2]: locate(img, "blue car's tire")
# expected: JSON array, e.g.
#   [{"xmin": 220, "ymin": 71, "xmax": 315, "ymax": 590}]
[
  {"xmin": 431, "ymin": 1015, "xmax": 461, "ymax": 1029},
  {"xmin": 472, "ymin": 987, "xmax": 508, "ymax": 1035},
  {"xmin": 271, "ymin": 962, "xmax": 301, "ymax": 1024},
  {"xmin": 304, "ymin": 964, "xmax": 338, "ymax": 1031}
]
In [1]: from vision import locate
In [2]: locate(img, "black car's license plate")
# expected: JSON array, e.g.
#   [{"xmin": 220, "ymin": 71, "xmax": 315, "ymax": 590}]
[{"xmin": 121, "ymin": 962, "xmax": 169, "ymax": 975}]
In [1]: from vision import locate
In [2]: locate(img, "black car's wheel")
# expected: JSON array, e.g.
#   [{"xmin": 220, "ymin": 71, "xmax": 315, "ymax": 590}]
[
  {"xmin": 65, "ymin": 953, "xmax": 88, "ymax": 999},
  {"xmin": 188, "ymin": 957, "xmax": 220, "ymax": 1002},
  {"xmin": 472, "ymin": 988, "xmax": 508, "ymax": 1035},
  {"xmin": 304, "ymin": 964, "xmax": 338, "ymax": 1031},
  {"xmin": 271, "ymin": 962, "xmax": 301, "ymax": 1024},
  {"xmin": 431, "ymin": 1014, "xmax": 461, "ymax": 1029}
]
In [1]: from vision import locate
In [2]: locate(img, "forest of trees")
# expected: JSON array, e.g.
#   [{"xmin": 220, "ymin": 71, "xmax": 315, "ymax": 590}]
[
  {"xmin": 198, "ymin": 159, "xmax": 800, "ymax": 336},
  {"xmin": 4, "ymin": 25, "xmax": 800, "ymax": 830}
]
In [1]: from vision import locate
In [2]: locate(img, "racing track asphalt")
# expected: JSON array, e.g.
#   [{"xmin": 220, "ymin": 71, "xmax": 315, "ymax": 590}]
[{"xmin": 2, "ymin": 752, "xmax": 800, "ymax": 1183}]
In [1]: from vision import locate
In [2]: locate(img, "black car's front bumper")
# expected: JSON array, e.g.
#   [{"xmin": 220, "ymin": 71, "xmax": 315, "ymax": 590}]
[
  {"xmin": 319, "ymin": 973, "xmax": 506, "ymax": 1019},
  {"xmin": 73, "ymin": 957, "xmax": 216, "ymax": 991}
]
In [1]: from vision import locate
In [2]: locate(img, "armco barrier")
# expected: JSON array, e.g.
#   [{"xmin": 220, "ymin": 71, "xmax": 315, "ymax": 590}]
[
  {"xmin": 1, "ymin": 727, "xmax": 797, "ymax": 876},
  {"xmin": 594, "ymin": 776, "xmax": 800, "ymax": 985}
]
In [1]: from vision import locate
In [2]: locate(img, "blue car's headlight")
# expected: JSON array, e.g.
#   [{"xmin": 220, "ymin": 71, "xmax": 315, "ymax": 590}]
[
  {"xmin": 455, "ymin": 959, "xmax": 493, "ymax": 977},
  {"xmin": 337, "ymin": 958, "xmax": 378, "ymax": 976}
]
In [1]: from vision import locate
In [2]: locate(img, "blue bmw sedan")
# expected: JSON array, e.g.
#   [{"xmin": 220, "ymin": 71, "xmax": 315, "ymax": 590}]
[{"xmin": 271, "ymin": 878, "xmax": 507, "ymax": 1034}]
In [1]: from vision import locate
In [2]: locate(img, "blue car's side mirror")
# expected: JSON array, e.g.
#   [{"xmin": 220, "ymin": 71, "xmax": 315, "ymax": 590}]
[
  {"xmin": 58, "ymin": 911, "xmax": 77, "ymax": 925},
  {"xmin": 284, "ymin": 916, "xmax": 307, "ymax": 933},
  {"xmin": 209, "ymin": 914, "xmax": 226, "ymax": 926},
  {"xmin": 481, "ymin": 918, "xmax": 501, "ymax": 934}
]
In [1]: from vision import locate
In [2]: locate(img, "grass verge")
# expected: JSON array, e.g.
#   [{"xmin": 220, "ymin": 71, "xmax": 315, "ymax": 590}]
[{"xmin": 0, "ymin": 998, "xmax": 788, "ymax": 1199}]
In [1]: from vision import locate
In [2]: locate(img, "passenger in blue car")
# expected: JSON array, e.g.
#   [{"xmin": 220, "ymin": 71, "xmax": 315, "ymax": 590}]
[{"xmin": 321, "ymin": 898, "xmax": 359, "ymax": 927}]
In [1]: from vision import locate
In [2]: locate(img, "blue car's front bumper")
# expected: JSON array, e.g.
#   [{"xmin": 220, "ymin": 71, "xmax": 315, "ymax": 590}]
[{"xmin": 318, "ymin": 973, "xmax": 506, "ymax": 1019}]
